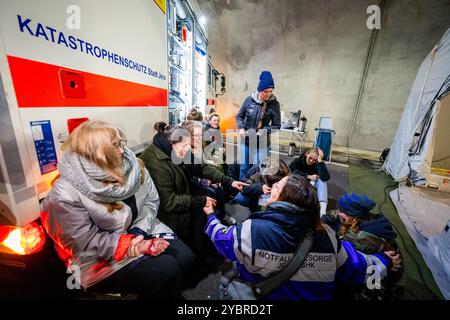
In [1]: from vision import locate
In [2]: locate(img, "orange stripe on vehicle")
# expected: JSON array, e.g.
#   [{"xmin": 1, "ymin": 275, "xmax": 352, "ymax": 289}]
[{"xmin": 7, "ymin": 55, "xmax": 168, "ymax": 108}]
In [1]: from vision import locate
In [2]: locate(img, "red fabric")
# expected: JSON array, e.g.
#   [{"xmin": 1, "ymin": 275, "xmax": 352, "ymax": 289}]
[
  {"xmin": 114, "ymin": 234, "xmax": 136, "ymax": 261},
  {"xmin": 40, "ymin": 210, "xmax": 73, "ymax": 262}
]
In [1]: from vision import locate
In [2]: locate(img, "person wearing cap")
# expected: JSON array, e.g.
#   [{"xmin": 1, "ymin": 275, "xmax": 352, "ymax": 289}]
[
  {"xmin": 321, "ymin": 193, "xmax": 403, "ymax": 299},
  {"xmin": 236, "ymin": 71, "xmax": 281, "ymax": 180},
  {"xmin": 321, "ymin": 193, "xmax": 398, "ymax": 253},
  {"xmin": 235, "ymin": 158, "xmax": 290, "ymax": 212}
]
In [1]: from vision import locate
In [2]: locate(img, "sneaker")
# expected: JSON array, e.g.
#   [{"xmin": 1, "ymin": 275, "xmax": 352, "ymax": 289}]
[{"xmin": 221, "ymin": 214, "xmax": 237, "ymax": 225}]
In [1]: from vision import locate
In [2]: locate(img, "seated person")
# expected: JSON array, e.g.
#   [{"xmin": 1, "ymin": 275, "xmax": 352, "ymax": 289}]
[
  {"xmin": 153, "ymin": 120, "xmax": 167, "ymax": 136},
  {"xmin": 203, "ymin": 113, "xmax": 227, "ymax": 174},
  {"xmin": 140, "ymin": 124, "xmax": 246, "ymax": 270},
  {"xmin": 289, "ymin": 147, "xmax": 330, "ymax": 216},
  {"xmin": 321, "ymin": 193, "xmax": 402, "ymax": 299},
  {"xmin": 235, "ymin": 158, "xmax": 290, "ymax": 212},
  {"xmin": 203, "ymin": 174, "xmax": 402, "ymax": 300},
  {"xmin": 182, "ymin": 120, "xmax": 237, "ymax": 225},
  {"xmin": 41, "ymin": 121, "xmax": 194, "ymax": 299},
  {"xmin": 203, "ymin": 113, "xmax": 222, "ymax": 145},
  {"xmin": 322, "ymin": 193, "xmax": 398, "ymax": 253},
  {"xmin": 186, "ymin": 107, "xmax": 204, "ymax": 121}
]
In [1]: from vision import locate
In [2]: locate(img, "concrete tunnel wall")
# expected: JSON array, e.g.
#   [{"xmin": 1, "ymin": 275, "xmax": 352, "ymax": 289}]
[{"xmin": 197, "ymin": 0, "xmax": 450, "ymax": 152}]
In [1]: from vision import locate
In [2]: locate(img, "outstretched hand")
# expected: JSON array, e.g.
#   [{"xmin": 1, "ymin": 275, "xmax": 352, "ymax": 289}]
[{"xmin": 231, "ymin": 181, "xmax": 250, "ymax": 191}]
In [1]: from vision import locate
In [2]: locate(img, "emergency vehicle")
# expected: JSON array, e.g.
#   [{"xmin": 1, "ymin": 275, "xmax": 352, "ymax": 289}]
[{"xmin": 0, "ymin": 0, "xmax": 220, "ymax": 298}]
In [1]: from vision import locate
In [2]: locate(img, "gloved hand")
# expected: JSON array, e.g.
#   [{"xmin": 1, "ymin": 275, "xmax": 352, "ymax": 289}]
[
  {"xmin": 200, "ymin": 179, "xmax": 212, "ymax": 187},
  {"xmin": 137, "ymin": 238, "xmax": 170, "ymax": 257}
]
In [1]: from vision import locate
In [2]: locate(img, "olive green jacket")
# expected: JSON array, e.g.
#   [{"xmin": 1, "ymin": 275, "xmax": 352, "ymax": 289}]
[{"xmin": 140, "ymin": 143, "xmax": 229, "ymax": 239}]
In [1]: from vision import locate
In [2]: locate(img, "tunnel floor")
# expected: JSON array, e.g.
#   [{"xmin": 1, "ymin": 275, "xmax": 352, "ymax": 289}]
[{"xmin": 182, "ymin": 156, "xmax": 444, "ymax": 300}]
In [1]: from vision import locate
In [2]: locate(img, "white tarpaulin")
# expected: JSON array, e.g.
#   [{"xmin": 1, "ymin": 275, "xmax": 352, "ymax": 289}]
[
  {"xmin": 383, "ymin": 27, "xmax": 450, "ymax": 183},
  {"xmin": 384, "ymin": 27, "xmax": 450, "ymax": 300},
  {"xmin": 390, "ymin": 185, "xmax": 450, "ymax": 299}
]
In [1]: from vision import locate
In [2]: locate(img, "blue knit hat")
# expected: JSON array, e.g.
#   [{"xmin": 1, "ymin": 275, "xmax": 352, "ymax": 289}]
[
  {"xmin": 337, "ymin": 193, "xmax": 376, "ymax": 218},
  {"xmin": 257, "ymin": 71, "xmax": 275, "ymax": 92}
]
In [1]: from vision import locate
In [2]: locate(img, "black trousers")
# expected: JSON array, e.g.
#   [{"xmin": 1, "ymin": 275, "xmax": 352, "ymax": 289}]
[
  {"xmin": 189, "ymin": 206, "xmax": 224, "ymax": 269},
  {"xmin": 93, "ymin": 239, "xmax": 194, "ymax": 300},
  {"xmin": 198, "ymin": 186, "xmax": 226, "ymax": 219}
]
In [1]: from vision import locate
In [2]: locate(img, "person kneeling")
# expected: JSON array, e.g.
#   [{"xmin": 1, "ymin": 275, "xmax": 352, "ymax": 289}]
[
  {"xmin": 321, "ymin": 193, "xmax": 403, "ymax": 300},
  {"xmin": 203, "ymin": 174, "xmax": 401, "ymax": 300}
]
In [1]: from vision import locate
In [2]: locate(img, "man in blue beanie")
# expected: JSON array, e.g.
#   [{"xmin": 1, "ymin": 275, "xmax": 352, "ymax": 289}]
[{"xmin": 236, "ymin": 71, "xmax": 281, "ymax": 180}]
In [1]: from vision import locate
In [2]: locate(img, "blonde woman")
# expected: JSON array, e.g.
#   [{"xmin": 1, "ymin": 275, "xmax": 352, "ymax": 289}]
[
  {"xmin": 289, "ymin": 147, "xmax": 330, "ymax": 216},
  {"xmin": 41, "ymin": 121, "xmax": 194, "ymax": 299}
]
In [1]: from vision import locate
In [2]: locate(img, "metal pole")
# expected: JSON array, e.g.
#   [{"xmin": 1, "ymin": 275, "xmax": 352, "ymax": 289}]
[{"xmin": 346, "ymin": 0, "xmax": 387, "ymax": 161}]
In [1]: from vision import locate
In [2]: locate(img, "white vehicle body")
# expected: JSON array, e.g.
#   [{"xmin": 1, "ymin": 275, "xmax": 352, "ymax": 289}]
[{"xmin": 0, "ymin": 0, "xmax": 169, "ymax": 227}]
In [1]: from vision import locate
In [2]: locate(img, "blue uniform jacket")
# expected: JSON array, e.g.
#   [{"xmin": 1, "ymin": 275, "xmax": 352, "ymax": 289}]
[{"xmin": 205, "ymin": 201, "xmax": 392, "ymax": 300}]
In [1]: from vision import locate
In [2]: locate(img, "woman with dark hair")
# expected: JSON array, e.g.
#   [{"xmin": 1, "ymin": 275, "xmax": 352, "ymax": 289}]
[
  {"xmin": 203, "ymin": 174, "xmax": 402, "ymax": 300},
  {"xmin": 140, "ymin": 125, "xmax": 213, "ymax": 242},
  {"xmin": 186, "ymin": 107, "xmax": 203, "ymax": 121},
  {"xmin": 140, "ymin": 124, "xmax": 246, "ymax": 270},
  {"xmin": 203, "ymin": 113, "xmax": 221, "ymax": 145},
  {"xmin": 203, "ymin": 113, "xmax": 229, "ymax": 176},
  {"xmin": 154, "ymin": 121, "xmax": 167, "ymax": 134}
]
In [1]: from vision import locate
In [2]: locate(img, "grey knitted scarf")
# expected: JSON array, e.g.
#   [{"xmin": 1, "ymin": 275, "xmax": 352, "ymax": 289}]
[{"xmin": 58, "ymin": 148, "xmax": 141, "ymax": 203}]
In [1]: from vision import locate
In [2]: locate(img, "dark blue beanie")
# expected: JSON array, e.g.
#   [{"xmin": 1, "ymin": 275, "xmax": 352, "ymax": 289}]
[
  {"xmin": 257, "ymin": 71, "xmax": 275, "ymax": 92},
  {"xmin": 337, "ymin": 193, "xmax": 376, "ymax": 218}
]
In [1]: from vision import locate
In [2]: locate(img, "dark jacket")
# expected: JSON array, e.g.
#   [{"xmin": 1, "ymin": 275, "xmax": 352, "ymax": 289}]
[
  {"xmin": 140, "ymin": 143, "xmax": 206, "ymax": 240},
  {"xmin": 321, "ymin": 211, "xmax": 398, "ymax": 254},
  {"xmin": 289, "ymin": 151, "xmax": 330, "ymax": 182},
  {"xmin": 236, "ymin": 91, "xmax": 281, "ymax": 132},
  {"xmin": 181, "ymin": 153, "xmax": 234, "ymax": 192},
  {"xmin": 202, "ymin": 123, "xmax": 225, "ymax": 172},
  {"xmin": 203, "ymin": 123, "xmax": 223, "ymax": 146}
]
